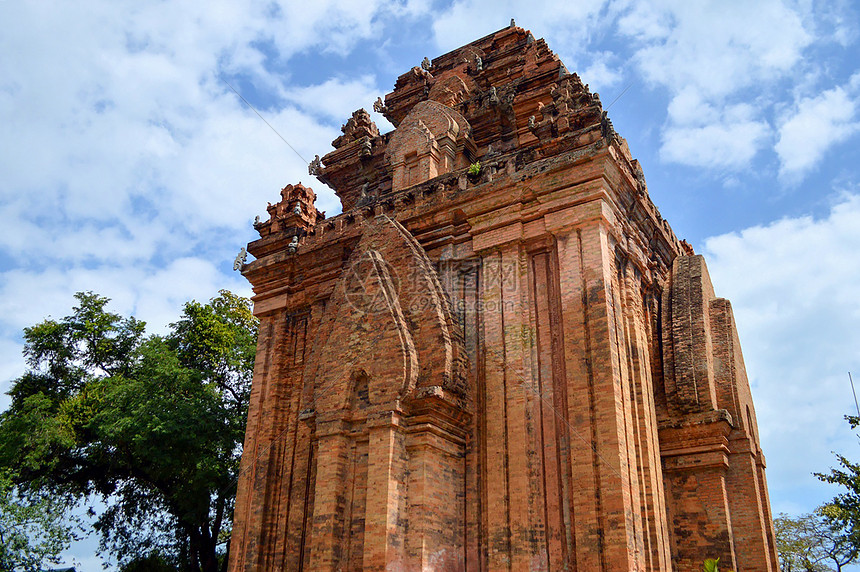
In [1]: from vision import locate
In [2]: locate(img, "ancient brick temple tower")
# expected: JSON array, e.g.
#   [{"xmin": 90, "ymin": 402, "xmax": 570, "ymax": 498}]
[{"xmin": 229, "ymin": 25, "xmax": 779, "ymax": 572}]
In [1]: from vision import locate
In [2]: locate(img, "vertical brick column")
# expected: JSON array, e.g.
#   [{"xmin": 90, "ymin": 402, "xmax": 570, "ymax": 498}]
[
  {"xmin": 665, "ymin": 256, "xmax": 718, "ymax": 414},
  {"xmin": 661, "ymin": 418, "xmax": 737, "ymax": 571},
  {"xmin": 364, "ymin": 411, "xmax": 409, "ymax": 571},
  {"xmin": 498, "ymin": 242, "xmax": 548, "ymax": 569},
  {"xmin": 405, "ymin": 410, "xmax": 468, "ymax": 570},
  {"xmin": 553, "ymin": 215, "xmax": 644, "ymax": 571},
  {"xmin": 710, "ymin": 297, "xmax": 778, "ymax": 571},
  {"xmin": 307, "ymin": 418, "xmax": 351, "ymax": 571},
  {"xmin": 617, "ymin": 262, "xmax": 673, "ymax": 571},
  {"xmin": 229, "ymin": 312, "xmax": 285, "ymax": 572},
  {"xmin": 554, "ymin": 225, "xmax": 604, "ymax": 571},
  {"xmin": 530, "ymin": 248, "xmax": 576, "ymax": 570},
  {"xmin": 726, "ymin": 441, "xmax": 775, "ymax": 571},
  {"xmin": 479, "ymin": 250, "xmax": 513, "ymax": 570}
]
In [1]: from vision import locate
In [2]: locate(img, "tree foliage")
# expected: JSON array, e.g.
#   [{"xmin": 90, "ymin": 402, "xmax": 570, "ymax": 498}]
[
  {"xmin": 813, "ymin": 414, "xmax": 860, "ymax": 571},
  {"xmin": 0, "ymin": 473, "xmax": 78, "ymax": 572},
  {"xmin": 774, "ymin": 512, "xmax": 832, "ymax": 572},
  {"xmin": 774, "ymin": 508, "xmax": 859, "ymax": 572},
  {"xmin": 0, "ymin": 290, "xmax": 258, "ymax": 572}
]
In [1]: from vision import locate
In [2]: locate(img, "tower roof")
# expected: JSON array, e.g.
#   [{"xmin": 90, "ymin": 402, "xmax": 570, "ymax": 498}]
[{"xmin": 314, "ymin": 24, "xmax": 627, "ymax": 212}]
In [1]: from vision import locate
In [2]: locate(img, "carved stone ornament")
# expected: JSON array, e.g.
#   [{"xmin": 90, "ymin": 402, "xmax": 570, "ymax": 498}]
[
  {"xmin": 232, "ymin": 247, "xmax": 247, "ymax": 271},
  {"xmin": 308, "ymin": 154, "xmax": 322, "ymax": 176},
  {"xmin": 332, "ymin": 109, "xmax": 380, "ymax": 149}
]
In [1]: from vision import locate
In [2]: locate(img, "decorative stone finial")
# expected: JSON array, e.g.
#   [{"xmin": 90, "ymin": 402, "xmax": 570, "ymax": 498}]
[
  {"xmin": 332, "ymin": 109, "xmax": 380, "ymax": 149},
  {"xmin": 360, "ymin": 137, "xmax": 372, "ymax": 158},
  {"xmin": 421, "ymin": 56, "xmax": 432, "ymax": 71},
  {"xmin": 373, "ymin": 97, "xmax": 386, "ymax": 113},
  {"xmin": 510, "ymin": 18, "xmax": 516, "ymax": 28},
  {"xmin": 287, "ymin": 236, "xmax": 299, "ymax": 254},
  {"xmin": 308, "ymin": 154, "xmax": 322, "ymax": 176},
  {"xmin": 233, "ymin": 247, "xmax": 247, "ymax": 271}
]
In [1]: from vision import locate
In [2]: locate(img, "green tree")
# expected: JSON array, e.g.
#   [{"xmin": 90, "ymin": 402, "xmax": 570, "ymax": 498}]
[
  {"xmin": 0, "ymin": 290, "xmax": 258, "ymax": 572},
  {"xmin": 811, "ymin": 505, "xmax": 859, "ymax": 572},
  {"xmin": 774, "ymin": 512, "xmax": 830, "ymax": 572},
  {"xmin": 774, "ymin": 508, "xmax": 859, "ymax": 572},
  {"xmin": 0, "ymin": 472, "xmax": 78, "ymax": 572},
  {"xmin": 815, "ymin": 415, "xmax": 860, "ymax": 571}
]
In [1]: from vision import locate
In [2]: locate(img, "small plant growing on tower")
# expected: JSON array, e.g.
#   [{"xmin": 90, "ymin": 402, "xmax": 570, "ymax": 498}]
[
  {"xmin": 703, "ymin": 557, "xmax": 734, "ymax": 572},
  {"xmin": 467, "ymin": 161, "xmax": 482, "ymax": 176}
]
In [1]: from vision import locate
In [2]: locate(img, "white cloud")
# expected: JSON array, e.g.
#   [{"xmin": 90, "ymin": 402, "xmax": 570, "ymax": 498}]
[
  {"xmin": 615, "ymin": 0, "xmax": 818, "ymax": 171},
  {"xmin": 810, "ymin": 0, "xmax": 859, "ymax": 47},
  {"xmin": 281, "ymin": 75, "xmax": 395, "ymax": 133},
  {"xmin": 776, "ymin": 73, "xmax": 860, "ymax": 181},
  {"xmin": 703, "ymin": 191, "xmax": 860, "ymax": 508},
  {"xmin": 661, "ymin": 103, "xmax": 769, "ymax": 168},
  {"xmin": 0, "ymin": 258, "xmax": 246, "ymax": 335},
  {"xmin": 665, "ymin": 86, "xmax": 719, "ymax": 126},
  {"xmin": 0, "ymin": 339, "xmax": 26, "ymax": 411},
  {"xmin": 0, "ymin": 1, "xmax": 436, "ymax": 447},
  {"xmin": 621, "ymin": 0, "xmax": 811, "ymax": 99},
  {"xmin": 581, "ymin": 52, "xmax": 624, "ymax": 94}
]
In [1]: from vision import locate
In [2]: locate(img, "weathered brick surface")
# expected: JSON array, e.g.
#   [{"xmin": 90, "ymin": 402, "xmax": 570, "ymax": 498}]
[{"xmin": 229, "ymin": 25, "xmax": 778, "ymax": 571}]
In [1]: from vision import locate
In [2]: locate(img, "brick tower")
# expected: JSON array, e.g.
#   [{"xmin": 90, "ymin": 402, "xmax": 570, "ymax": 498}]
[{"xmin": 229, "ymin": 25, "xmax": 779, "ymax": 571}]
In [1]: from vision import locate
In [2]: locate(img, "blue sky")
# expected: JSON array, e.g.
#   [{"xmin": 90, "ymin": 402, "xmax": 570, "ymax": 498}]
[{"xmin": 2, "ymin": 0, "xmax": 860, "ymax": 568}]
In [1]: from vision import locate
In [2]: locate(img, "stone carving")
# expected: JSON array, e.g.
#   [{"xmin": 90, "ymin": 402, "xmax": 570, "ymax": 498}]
[
  {"xmin": 372, "ymin": 96, "xmax": 386, "ymax": 113},
  {"xmin": 332, "ymin": 109, "xmax": 380, "ymax": 149},
  {"xmin": 601, "ymin": 110, "xmax": 616, "ymax": 141},
  {"xmin": 358, "ymin": 182, "xmax": 371, "ymax": 202},
  {"xmin": 232, "ymin": 247, "xmax": 246, "ymax": 271},
  {"xmin": 474, "ymin": 55, "xmax": 483, "ymax": 72},
  {"xmin": 360, "ymin": 137, "xmax": 372, "ymax": 158},
  {"xmin": 308, "ymin": 154, "xmax": 321, "ymax": 176},
  {"xmin": 421, "ymin": 56, "xmax": 432, "ymax": 70},
  {"xmin": 411, "ymin": 65, "xmax": 433, "ymax": 83},
  {"xmin": 255, "ymin": 182, "xmax": 324, "ymax": 238},
  {"xmin": 529, "ymin": 72, "xmax": 604, "ymax": 139},
  {"xmin": 385, "ymin": 100, "xmax": 473, "ymax": 192},
  {"xmin": 428, "ymin": 74, "xmax": 474, "ymax": 108},
  {"xmin": 680, "ymin": 239, "xmax": 695, "ymax": 256},
  {"xmin": 287, "ymin": 235, "xmax": 298, "ymax": 254}
]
